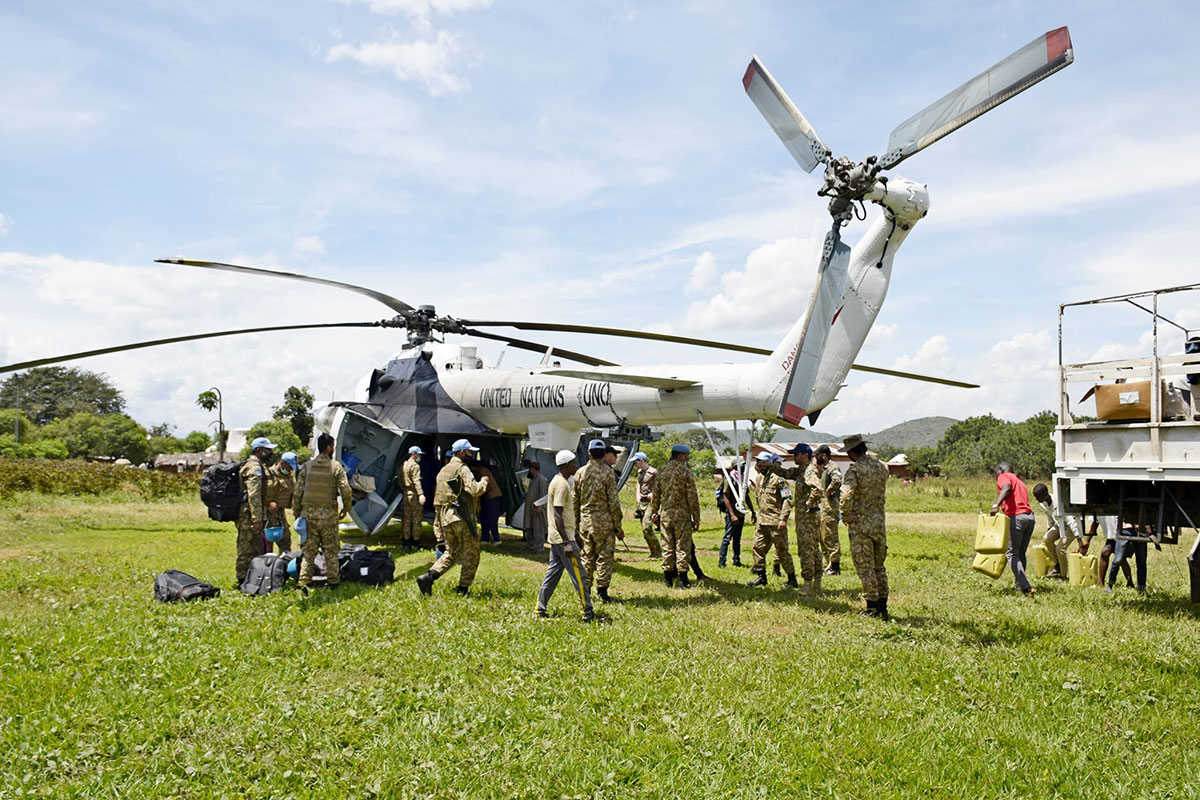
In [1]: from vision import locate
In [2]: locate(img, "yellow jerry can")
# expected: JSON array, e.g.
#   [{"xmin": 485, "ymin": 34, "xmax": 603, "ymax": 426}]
[
  {"xmin": 1068, "ymin": 552, "xmax": 1100, "ymax": 587},
  {"xmin": 972, "ymin": 552, "xmax": 1007, "ymax": 580},
  {"xmin": 974, "ymin": 514, "xmax": 1009, "ymax": 554},
  {"xmin": 1030, "ymin": 543, "xmax": 1055, "ymax": 578}
]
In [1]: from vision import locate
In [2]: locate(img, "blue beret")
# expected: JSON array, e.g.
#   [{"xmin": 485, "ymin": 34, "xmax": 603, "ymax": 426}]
[{"xmin": 671, "ymin": 444, "xmax": 691, "ymax": 454}]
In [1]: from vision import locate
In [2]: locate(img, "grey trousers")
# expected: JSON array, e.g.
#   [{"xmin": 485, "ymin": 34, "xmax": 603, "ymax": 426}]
[
  {"xmin": 537, "ymin": 544, "xmax": 593, "ymax": 616},
  {"xmin": 1007, "ymin": 513, "xmax": 1036, "ymax": 592}
]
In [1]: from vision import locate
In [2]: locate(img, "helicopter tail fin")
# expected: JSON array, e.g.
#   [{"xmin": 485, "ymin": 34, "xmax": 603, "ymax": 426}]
[{"xmin": 760, "ymin": 232, "xmax": 853, "ymax": 424}]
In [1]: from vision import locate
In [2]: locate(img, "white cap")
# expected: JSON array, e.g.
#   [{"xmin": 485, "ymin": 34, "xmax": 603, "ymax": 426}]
[{"xmin": 555, "ymin": 449, "xmax": 577, "ymax": 466}]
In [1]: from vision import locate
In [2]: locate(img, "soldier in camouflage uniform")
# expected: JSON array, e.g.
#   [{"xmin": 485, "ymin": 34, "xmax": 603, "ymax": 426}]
[
  {"xmin": 574, "ymin": 440, "xmax": 624, "ymax": 603},
  {"xmin": 840, "ymin": 434, "xmax": 890, "ymax": 619},
  {"xmin": 292, "ymin": 434, "xmax": 353, "ymax": 590},
  {"xmin": 778, "ymin": 443, "xmax": 822, "ymax": 595},
  {"xmin": 263, "ymin": 451, "xmax": 298, "ymax": 554},
  {"xmin": 650, "ymin": 444, "xmax": 701, "ymax": 588},
  {"xmin": 746, "ymin": 452, "xmax": 796, "ymax": 588},
  {"xmin": 399, "ymin": 445, "xmax": 426, "ymax": 549},
  {"xmin": 235, "ymin": 437, "xmax": 277, "ymax": 583},
  {"xmin": 416, "ymin": 439, "xmax": 489, "ymax": 596},
  {"xmin": 632, "ymin": 452, "xmax": 663, "ymax": 558},
  {"xmin": 816, "ymin": 445, "xmax": 843, "ymax": 574}
]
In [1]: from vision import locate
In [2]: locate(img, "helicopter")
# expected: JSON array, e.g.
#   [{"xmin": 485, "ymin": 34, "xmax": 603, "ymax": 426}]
[{"xmin": 1, "ymin": 26, "xmax": 1074, "ymax": 534}]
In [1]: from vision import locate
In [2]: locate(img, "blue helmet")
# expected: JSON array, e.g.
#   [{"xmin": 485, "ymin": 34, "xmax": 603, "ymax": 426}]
[{"xmin": 265, "ymin": 526, "xmax": 284, "ymax": 543}]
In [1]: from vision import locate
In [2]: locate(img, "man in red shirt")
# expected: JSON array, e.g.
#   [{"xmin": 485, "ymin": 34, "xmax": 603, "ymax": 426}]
[{"xmin": 989, "ymin": 461, "xmax": 1036, "ymax": 594}]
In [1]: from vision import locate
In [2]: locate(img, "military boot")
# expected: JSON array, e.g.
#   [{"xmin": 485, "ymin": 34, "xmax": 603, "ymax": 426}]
[
  {"xmin": 785, "ymin": 573, "xmax": 799, "ymax": 588},
  {"xmin": 746, "ymin": 570, "xmax": 768, "ymax": 588},
  {"xmin": 812, "ymin": 574, "xmax": 822, "ymax": 596},
  {"xmin": 860, "ymin": 600, "xmax": 879, "ymax": 618},
  {"xmin": 664, "ymin": 570, "xmax": 676, "ymax": 588},
  {"xmin": 453, "ymin": 585, "xmax": 470, "ymax": 597},
  {"xmin": 598, "ymin": 586, "xmax": 622, "ymax": 604},
  {"xmin": 824, "ymin": 561, "xmax": 840, "ymax": 576},
  {"xmin": 772, "ymin": 563, "xmax": 782, "ymax": 577},
  {"xmin": 416, "ymin": 570, "xmax": 439, "ymax": 596},
  {"xmin": 878, "ymin": 597, "xmax": 890, "ymax": 621},
  {"xmin": 798, "ymin": 580, "xmax": 814, "ymax": 597},
  {"xmin": 677, "ymin": 572, "xmax": 690, "ymax": 589}
]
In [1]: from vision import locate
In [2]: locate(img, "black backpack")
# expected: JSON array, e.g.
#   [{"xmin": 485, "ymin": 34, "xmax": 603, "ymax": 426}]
[
  {"xmin": 155, "ymin": 570, "xmax": 221, "ymax": 602},
  {"xmin": 339, "ymin": 545, "xmax": 395, "ymax": 586},
  {"xmin": 200, "ymin": 461, "xmax": 246, "ymax": 522},
  {"xmin": 239, "ymin": 553, "xmax": 290, "ymax": 595},
  {"xmin": 715, "ymin": 487, "xmax": 727, "ymax": 513}
]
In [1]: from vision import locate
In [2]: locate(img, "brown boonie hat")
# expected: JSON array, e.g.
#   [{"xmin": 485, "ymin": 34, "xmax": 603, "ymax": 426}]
[{"xmin": 842, "ymin": 433, "xmax": 867, "ymax": 451}]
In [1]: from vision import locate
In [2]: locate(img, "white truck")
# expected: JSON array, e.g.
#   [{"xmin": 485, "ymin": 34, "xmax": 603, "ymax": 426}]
[{"xmin": 1053, "ymin": 282, "xmax": 1200, "ymax": 601}]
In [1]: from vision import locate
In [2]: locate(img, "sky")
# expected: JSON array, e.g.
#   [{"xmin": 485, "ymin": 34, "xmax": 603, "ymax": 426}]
[{"xmin": 2, "ymin": 0, "xmax": 1199, "ymax": 438}]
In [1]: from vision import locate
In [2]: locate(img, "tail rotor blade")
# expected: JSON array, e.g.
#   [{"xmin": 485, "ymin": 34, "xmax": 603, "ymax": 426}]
[
  {"xmin": 880, "ymin": 26, "xmax": 1074, "ymax": 169},
  {"xmin": 742, "ymin": 57, "xmax": 831, "ymax": 173}
]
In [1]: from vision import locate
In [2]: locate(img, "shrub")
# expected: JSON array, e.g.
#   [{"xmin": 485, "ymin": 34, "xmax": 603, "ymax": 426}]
[{"xmin": 0, "ymin": 459, "xmax": 198, "ymax": 501}]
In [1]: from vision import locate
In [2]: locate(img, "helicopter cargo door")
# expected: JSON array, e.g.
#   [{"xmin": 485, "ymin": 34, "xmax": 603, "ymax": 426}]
[{"xmin": 333, "ymin": 409, "xmax": 410, "ymax": 535}]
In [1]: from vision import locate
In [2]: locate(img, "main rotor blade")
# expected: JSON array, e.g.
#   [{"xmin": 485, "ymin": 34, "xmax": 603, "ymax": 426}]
[
  {"xmin": 742, "ymin": 56, "xmax": 831, "ymax": 173},
  {"xmin": 459, "ymin": 318, "xmax": 976, "ymax": 387},
  {"xmin": 460, "ymin": 328, "xmax": 617, "ymax": 368},
  {"xmin": 458, "ymin": 319, "xmax": 770, "ymax": 357},
  {"xmin": 880, "ymin": 26, "xmax": 1074, "ymax": 169},
  {"xmin": 0, "ymin": 321, "xmax": 384, "ymax": 375},
  {"xmin": 157, "ymin": 258, "xmax": 414, "ymax": 314},
  {"xmin": 849, "ymin": 363, "xmax": 978, "ymax": 388}
]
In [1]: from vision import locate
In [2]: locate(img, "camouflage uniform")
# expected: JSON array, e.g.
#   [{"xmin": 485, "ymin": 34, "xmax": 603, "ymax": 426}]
[
  {"xmin": 635, "ymin": 465, "xmax": 663, "ymax": 558},
  {"xmin": 649, "ymin": 459, "xmax": 700, "ymax": 576},
  {"xmin": 429, "ymin": 456, "xmax": 488, "ymax": 588},
  {"xmin": 751, "ymin": 469, "xmax": 794, "ymax": 576},
  {"xmin": 793, "ymin": 463, "xmax": 823, "ymax": 584},
  {"xmin": 819, "ymin": 462, "xmax": 843, "ymax": 569},
  {"xmin": 573, "ymin": 460, "xmax": 622, "ymax": 590},
  {"xmin": 263, "ymin": 462, "xmax": 295, "ymax": 554},
  {"xmin": 292, "ymin": 453, "xmax": 353, "ymax": 587},
  {"xmin": 400, "ymin": 457, "xmax": 424, "ymax": 545},
  {"xmin": 235, "ymin": 454, "xmax": 268, "ymax": 583},
  {"xmin": 842, "ymin": 454, "xmax": 889, "ymax": 602}
]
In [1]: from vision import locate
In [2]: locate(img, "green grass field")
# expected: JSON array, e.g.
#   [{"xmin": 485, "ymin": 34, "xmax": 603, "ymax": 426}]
[{"xmin": 2, "ymin": 477, "xmax": 1200, "ymax": 798}]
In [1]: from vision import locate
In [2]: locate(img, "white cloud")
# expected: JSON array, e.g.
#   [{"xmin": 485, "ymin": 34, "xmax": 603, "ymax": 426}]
[
  {"xmin": 292, "ymin": 235, "xmax": 326, "ymax": 258},
  {"xmin": 861, "ymin": 322, "xmax": 898, "ymax": 350},
  {"xmin": 815, "ymin": 329, "xmax": 1058, "ymax": 434},
  {"xmin": 326, "ymin": 30, "xmax": 470, "ymax": 95},
  {"xmin": 684, "ymin": 251, "xmax": 716, "ymax": 293},
  {"xmin": 0, "ymin": 213, "xmax": 9, "ymax": 237},
  {"xmin": 673, "ymin": 235, "xmax": 821, "ymax": 333}
]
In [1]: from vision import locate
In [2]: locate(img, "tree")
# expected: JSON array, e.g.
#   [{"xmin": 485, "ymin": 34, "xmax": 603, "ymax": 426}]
[
  {"xmin": 238, "ymin": 420, "xmax": 310, "ymax": 462},
  {"xmin": 42, "ymin": 411, "xmax": 148, "ymax": 462},
  {"xmin": 0, "ymin": 409, "xmax": 33, "ymax": 443},
  {"xmin": 183, "ymin": 431, "xmax": 212, "ymax": 452},
  {"xmin": 0, "ymin": 367, "xmax": 125, "ymax": 426},
  {"xmin": 753, "ymin": 420, "xmax": 777, "ymax": 443},
  {"xmin": 272, "ymin": 385, "xmax": 315, "ymax": 444}
]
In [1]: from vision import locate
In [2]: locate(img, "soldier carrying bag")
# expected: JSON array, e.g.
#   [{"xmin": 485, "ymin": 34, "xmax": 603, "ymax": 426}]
[{"xmin": 155, "ymin": 570, "xmax": 221, "ymax": 602}]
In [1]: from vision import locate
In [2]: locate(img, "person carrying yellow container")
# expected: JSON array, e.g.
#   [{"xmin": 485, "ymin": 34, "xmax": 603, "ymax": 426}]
[
  {"xmin": 1032, "ymin": 482, "xmax": 1081, "ymax": 579},
  {"xmin": 989, "ymin": 462, "xmax": 1036, "ymax": 595}
]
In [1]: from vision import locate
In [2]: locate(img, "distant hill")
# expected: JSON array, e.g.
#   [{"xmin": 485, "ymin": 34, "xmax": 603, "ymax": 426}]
[
  {"xmin": 662, "ymin": 416, "xmax": 958, "ymax": 453},
  {"xmin": 866, "ymin": 416, "xmax": 958, "ymax": 451}
]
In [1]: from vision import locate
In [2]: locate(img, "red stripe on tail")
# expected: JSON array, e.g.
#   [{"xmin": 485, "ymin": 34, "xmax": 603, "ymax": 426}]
[{"xmin": 782, "ymin": 402, "xmax": 806, "ymax": 425}]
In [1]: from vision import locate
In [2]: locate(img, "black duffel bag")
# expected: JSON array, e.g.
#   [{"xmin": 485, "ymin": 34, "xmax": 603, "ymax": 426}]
[
  {"xmin": 339, "ymin": 546, "xmax": 395, "ymax": 586},
  {"xmin": 155, "ymin": 570, "xmax": 221, "ymax": 602}
]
